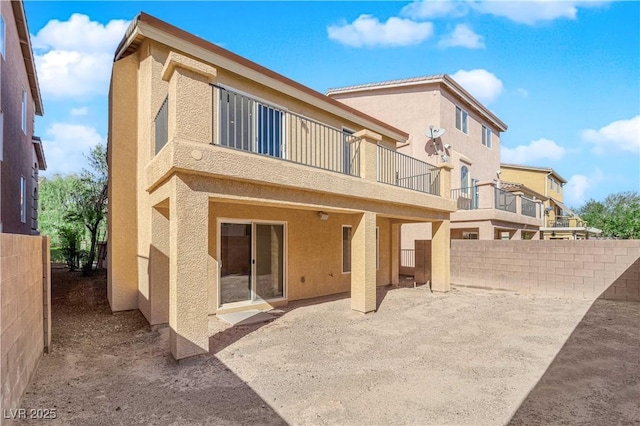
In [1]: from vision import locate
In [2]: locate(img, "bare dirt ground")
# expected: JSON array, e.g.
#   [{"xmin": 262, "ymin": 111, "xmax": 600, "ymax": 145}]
[{"xmin": 16, "ymin": 268, "xmax": 640, "ymax": 425}]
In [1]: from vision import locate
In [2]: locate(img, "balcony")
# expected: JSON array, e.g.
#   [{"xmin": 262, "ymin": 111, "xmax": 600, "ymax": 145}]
[
  {"xmin": 450, "ymin": 182, "xmax": 543, "ymax": 228},
  {"xmin": 546, "ymin": 216, "xmax": 586, "ymax": 228},
  {"xmin": 148, "ymin": 81, "xmax": 455, "ymax": 214}
]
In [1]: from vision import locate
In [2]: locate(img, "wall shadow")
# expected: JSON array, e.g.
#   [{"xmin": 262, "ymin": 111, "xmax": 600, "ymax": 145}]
[
  {"xmin": 508, "ymin": 260, "xmax": 640, "ymax": 425},
  {"xmin": 17, "ymin": 266, "xmax": 286, "ymax": 426}
]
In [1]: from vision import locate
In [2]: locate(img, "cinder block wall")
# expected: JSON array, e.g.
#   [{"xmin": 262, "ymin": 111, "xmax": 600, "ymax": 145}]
[
  {"xmin": 0, "ymin": 234, "xmax": 50, "ymax": 414},
  {"xmin": 451, "ymin": 240, "xmax": 640, "ymax": 301}
]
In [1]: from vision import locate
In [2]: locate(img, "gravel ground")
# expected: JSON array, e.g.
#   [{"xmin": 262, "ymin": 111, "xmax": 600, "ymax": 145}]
[{"xmin": 16, "ymin": 267, "xmax": 640, "ymax": 425}]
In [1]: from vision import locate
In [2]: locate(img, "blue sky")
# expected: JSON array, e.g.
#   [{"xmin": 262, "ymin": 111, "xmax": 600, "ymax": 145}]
[{"xmin": 24, "ymin": 0, "xmax": 639, "ymax": 208}]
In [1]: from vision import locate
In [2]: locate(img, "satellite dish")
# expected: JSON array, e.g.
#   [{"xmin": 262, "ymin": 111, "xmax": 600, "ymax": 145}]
[{"xmin": 426, "ymin": 127, "xmax": 446, "ymax": 139}]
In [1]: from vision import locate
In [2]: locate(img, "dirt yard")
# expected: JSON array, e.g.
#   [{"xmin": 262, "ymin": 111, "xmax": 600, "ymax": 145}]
[{"xmin": 16, "ymin": 268, "xmax": 640, "ymax": 425}]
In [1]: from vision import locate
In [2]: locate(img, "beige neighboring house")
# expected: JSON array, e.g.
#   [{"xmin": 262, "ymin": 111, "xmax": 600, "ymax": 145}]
[
  {"xmin": 327, "ymin": 75, "xmax": 545, "ymax": 242},
  {"xmin": 108, "ymin": 13, "xmax": 457, "ymax": 360},
  {"xmin": 500, "ymin": 163, "xmax": 601, "ymax": 239}
]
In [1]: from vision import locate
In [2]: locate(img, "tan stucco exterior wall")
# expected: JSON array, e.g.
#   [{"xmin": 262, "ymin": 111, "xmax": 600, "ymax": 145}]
[
  {"xmin": 207, "ymin": 203, "xmax": 394, "ymax": 311},
  {"xmin": 107, "ymin": 53, "xmax": 139, "ymax": 312},
  {"xmin": 109, "ymin": 34, "xmax": 454, "ymax": 359},
  {"xmin": 0, "ymin": 234, "xmax": 50, "ymax": 413}
]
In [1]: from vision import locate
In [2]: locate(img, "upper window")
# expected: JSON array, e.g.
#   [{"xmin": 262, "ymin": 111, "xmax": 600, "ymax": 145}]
[
  {"xmin": 455, "ymin": 106, "xmax": 468, "ymax": 134},
  {"xmin": 550, "ymin": 179, "xmax": 555, "ymax": 190},
  {"xmin": 21, "ymin": 89, "xmax": 28, "ymax": 134},
  {"xmin": 20, "ymin": 176, "xmax": 27, "ymax": 223},
  {"xmin": 0, "ymin": 16, "xmax": 5, "ymax": 58},
  {"xmin": 482, "ymin": 125, "xmax": 492, "ymax": 148},
  {"xmin": 342, "ymin": 226, "xmax": 352, "ymax": 273}
]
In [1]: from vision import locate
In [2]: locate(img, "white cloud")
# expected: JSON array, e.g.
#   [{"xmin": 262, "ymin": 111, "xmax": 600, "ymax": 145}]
[
  {"xmin": 438, "ymin": 24, "xmax": 485, "ymax": 49},
  {"xmin": 451, "ymin": 69, "xmax": 503, "ymax": 103},
  {"xmin": 582, "ymin": 115, "xmax": 640, "ymax": 154},
  {"xmin": 70, "ymin": 107, "xmax": 89, "ymax": 116},
  {"xmin": 32, "ymin": 14, "xmax": 129, "ymax": 99},
  {"xmin": 564, "ymin": 174, "xmax": 591, "ymax": 207},
  {"xmin": 472, "ymin": 0, "xmax": 611, "ymax": 25},
  {"xmin": 564, "ymin": 170, "xmax": 604, "ymax": 207},
  {"xmin": 401, "ymin": 0, "xmax": 468, "ymax": 19},
  {"xmin": 501, "ymin": 138, "xmax": 566, "ymax": 164},
  {"xmin": 41, "ymin": 123, "xmax": 105, "ymax": 176},
  {"xmin": 327, "ymin": 15, "xmax": 433, "ymax": 47},
  {"xmin": 400, "ymin": 0, "xmax": 610, "ymax": 25}
]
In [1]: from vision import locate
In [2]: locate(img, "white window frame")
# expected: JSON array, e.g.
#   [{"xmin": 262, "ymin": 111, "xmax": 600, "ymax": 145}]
[
  {"xmin": 20, "ymin": 176, "xmax": 27, "ymax": 223},
  {"xmin": 0, "ymin": 15, "xmax": 5, "ymax": 58},
  {"xmin": 482, "ymin": 125, "xmax": 492, "ymax": 148},
  {"xmin": 342, "ymin": 225, "xmax": 352, "ymax": 274},
  {"xmin": 455, "ymin": 106, "xmax": 468, "ymax": 134},
  {"xmin": 21, "ymin": 89, "xmax": 27, "ymax": 134}
]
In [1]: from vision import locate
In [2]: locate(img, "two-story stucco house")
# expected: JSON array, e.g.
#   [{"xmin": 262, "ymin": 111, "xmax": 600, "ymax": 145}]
[
  {"xmin": 327, "ymin": 75, "xmax": 545, "ymax": 243},
  {"xmin": 0, "ymin": 0, "xmax": 46, "ymax": 235},
  {"xmin": 108, "ymin": 13, "xmax": 457, "ymax": 360},
  {"xmin": 500, "ymin": 163, "xmax": 601, "ymax": 239}
]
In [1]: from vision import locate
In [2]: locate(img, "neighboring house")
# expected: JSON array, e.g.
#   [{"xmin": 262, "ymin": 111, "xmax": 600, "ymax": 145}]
[
  {"xmin": 500, "ymin": 163, "xmax": 600, "ymax": 239},
  {"xmin": 108, "ymin": 13, "xmax": 457, "ymax": 360},
  {"xmin": 327, "ymin": 75, "xmax": 545, "ymax": 242},
  {"xmin": 0, "ymin": 0, "xmax": 45, "ymax": 235}
]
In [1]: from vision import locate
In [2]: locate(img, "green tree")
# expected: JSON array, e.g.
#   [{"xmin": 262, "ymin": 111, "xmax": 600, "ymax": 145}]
[
  {"xmin": 578, "ymin": 191, "xmax": 640, "ymax": 239},
  {"xmin": 39, "ymin": 174, "xmax": 84, "ymax": 247},
  {"xmin": 65, "ymin": 144, "xmax": 108, "ymax": 275}
]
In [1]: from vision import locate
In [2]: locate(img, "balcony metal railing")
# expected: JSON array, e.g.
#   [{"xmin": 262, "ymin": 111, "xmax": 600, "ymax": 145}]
[
  {"xmin": 495, "ymin": 187, "xmax": 516, "ymax": 213},
  {"xmin": 521, "ymin": 197, "xmax": 537, "ymax": 218},
  {"xmin": 377, "ymin": 145, "xmax": 440, "ymax": 195},
  {"xmin": 214, "ymin": 86, "xmax": 361, "ymax": 176},
  {"xmin": 451, "ymin": 186, "xmax": 479, "ymax": 210},
  {"xmin": 401, "ymin": 249, "xmax": 415, "ymax": 268},
  {"xmin": 547, "ymin": 216, "xmax": 585, "ymax": 228},
  {"xmin": 154, "ymin": 97, "xmax": 169, "ymax": 154}
]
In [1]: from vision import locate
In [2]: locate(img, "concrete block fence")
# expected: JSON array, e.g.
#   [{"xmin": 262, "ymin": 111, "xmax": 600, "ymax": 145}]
[{"xmin": 451, "ymin": 240, "xmax": 640, "ymax": 301}]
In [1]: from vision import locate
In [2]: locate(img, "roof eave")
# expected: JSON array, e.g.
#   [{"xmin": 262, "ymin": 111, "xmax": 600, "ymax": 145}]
[
  {"xmin": 327, "ymin": 74, "xmax": 508, "ymax": 133},
  {"xmin": 114, "ymin": 12, "xmax": 409, "ymax": 143},
  {"xmin": 11, "ymin": 1, "xmax": 43, "ymax": 116}
]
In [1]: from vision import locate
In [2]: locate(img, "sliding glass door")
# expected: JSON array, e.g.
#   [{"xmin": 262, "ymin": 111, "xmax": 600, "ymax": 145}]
[{"xmin": 219, "ymin": 221, "xmax": 285, "ymax": 306}]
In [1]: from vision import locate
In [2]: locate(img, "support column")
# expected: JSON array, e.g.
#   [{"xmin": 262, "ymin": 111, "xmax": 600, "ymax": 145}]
[
  {"xmin": 391, "ymin": 223, "xmax": 401, "ymax": 286},
  {"xmin": 513, "ymin": 229, "xmax": 522, "ymax": 240},
  {"xmin": 437, "ymin": 163, "xmax": 454, "ymax": 198},
  {"xmin": 431, "ymin": 220, "xmax": 451, "ymax": 292},
  {"xmin": 169, "ymin": 175, "xmax": 209, "ymax": 360},
  {"xmin": 351, "ymin": 211, "xmax": 377, "ymax": 313},
  {"xmin": 162, "ymin": 52, "xmax": 217, "ymax": 144}
]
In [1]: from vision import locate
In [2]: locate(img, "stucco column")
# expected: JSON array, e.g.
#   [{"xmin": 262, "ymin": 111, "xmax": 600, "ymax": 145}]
[
  {"xmin": 513, "ymin": 191, "xmax": 524, "ymax": 215},
  {"xmin": 390, "ymin": 223, "xmax": 401, "ymax": 286},
  {"xmin": 162, "ymin": 52, "xmax": 217, "ymax": 144},
  {"xmin": 513, "ymin": 229, "xmax": 522, "ymax": 240},
  {"xmin": 353, "ymin": 129, "xmax": 381, "ymax": 182},
  {"xmin": 351, "ymin": 211, "xmax": 377, "ymax": 313},
  {"xmin": 431, "ymin": 220, "xmax": 451, "ymax": 292},
  {"xmin": 169, "ymin": 175, "xmax": 209, "ymax": 360},
  {"xmin": 437, "ymin": 163, "xmax": 454, "ymax": 198}
]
